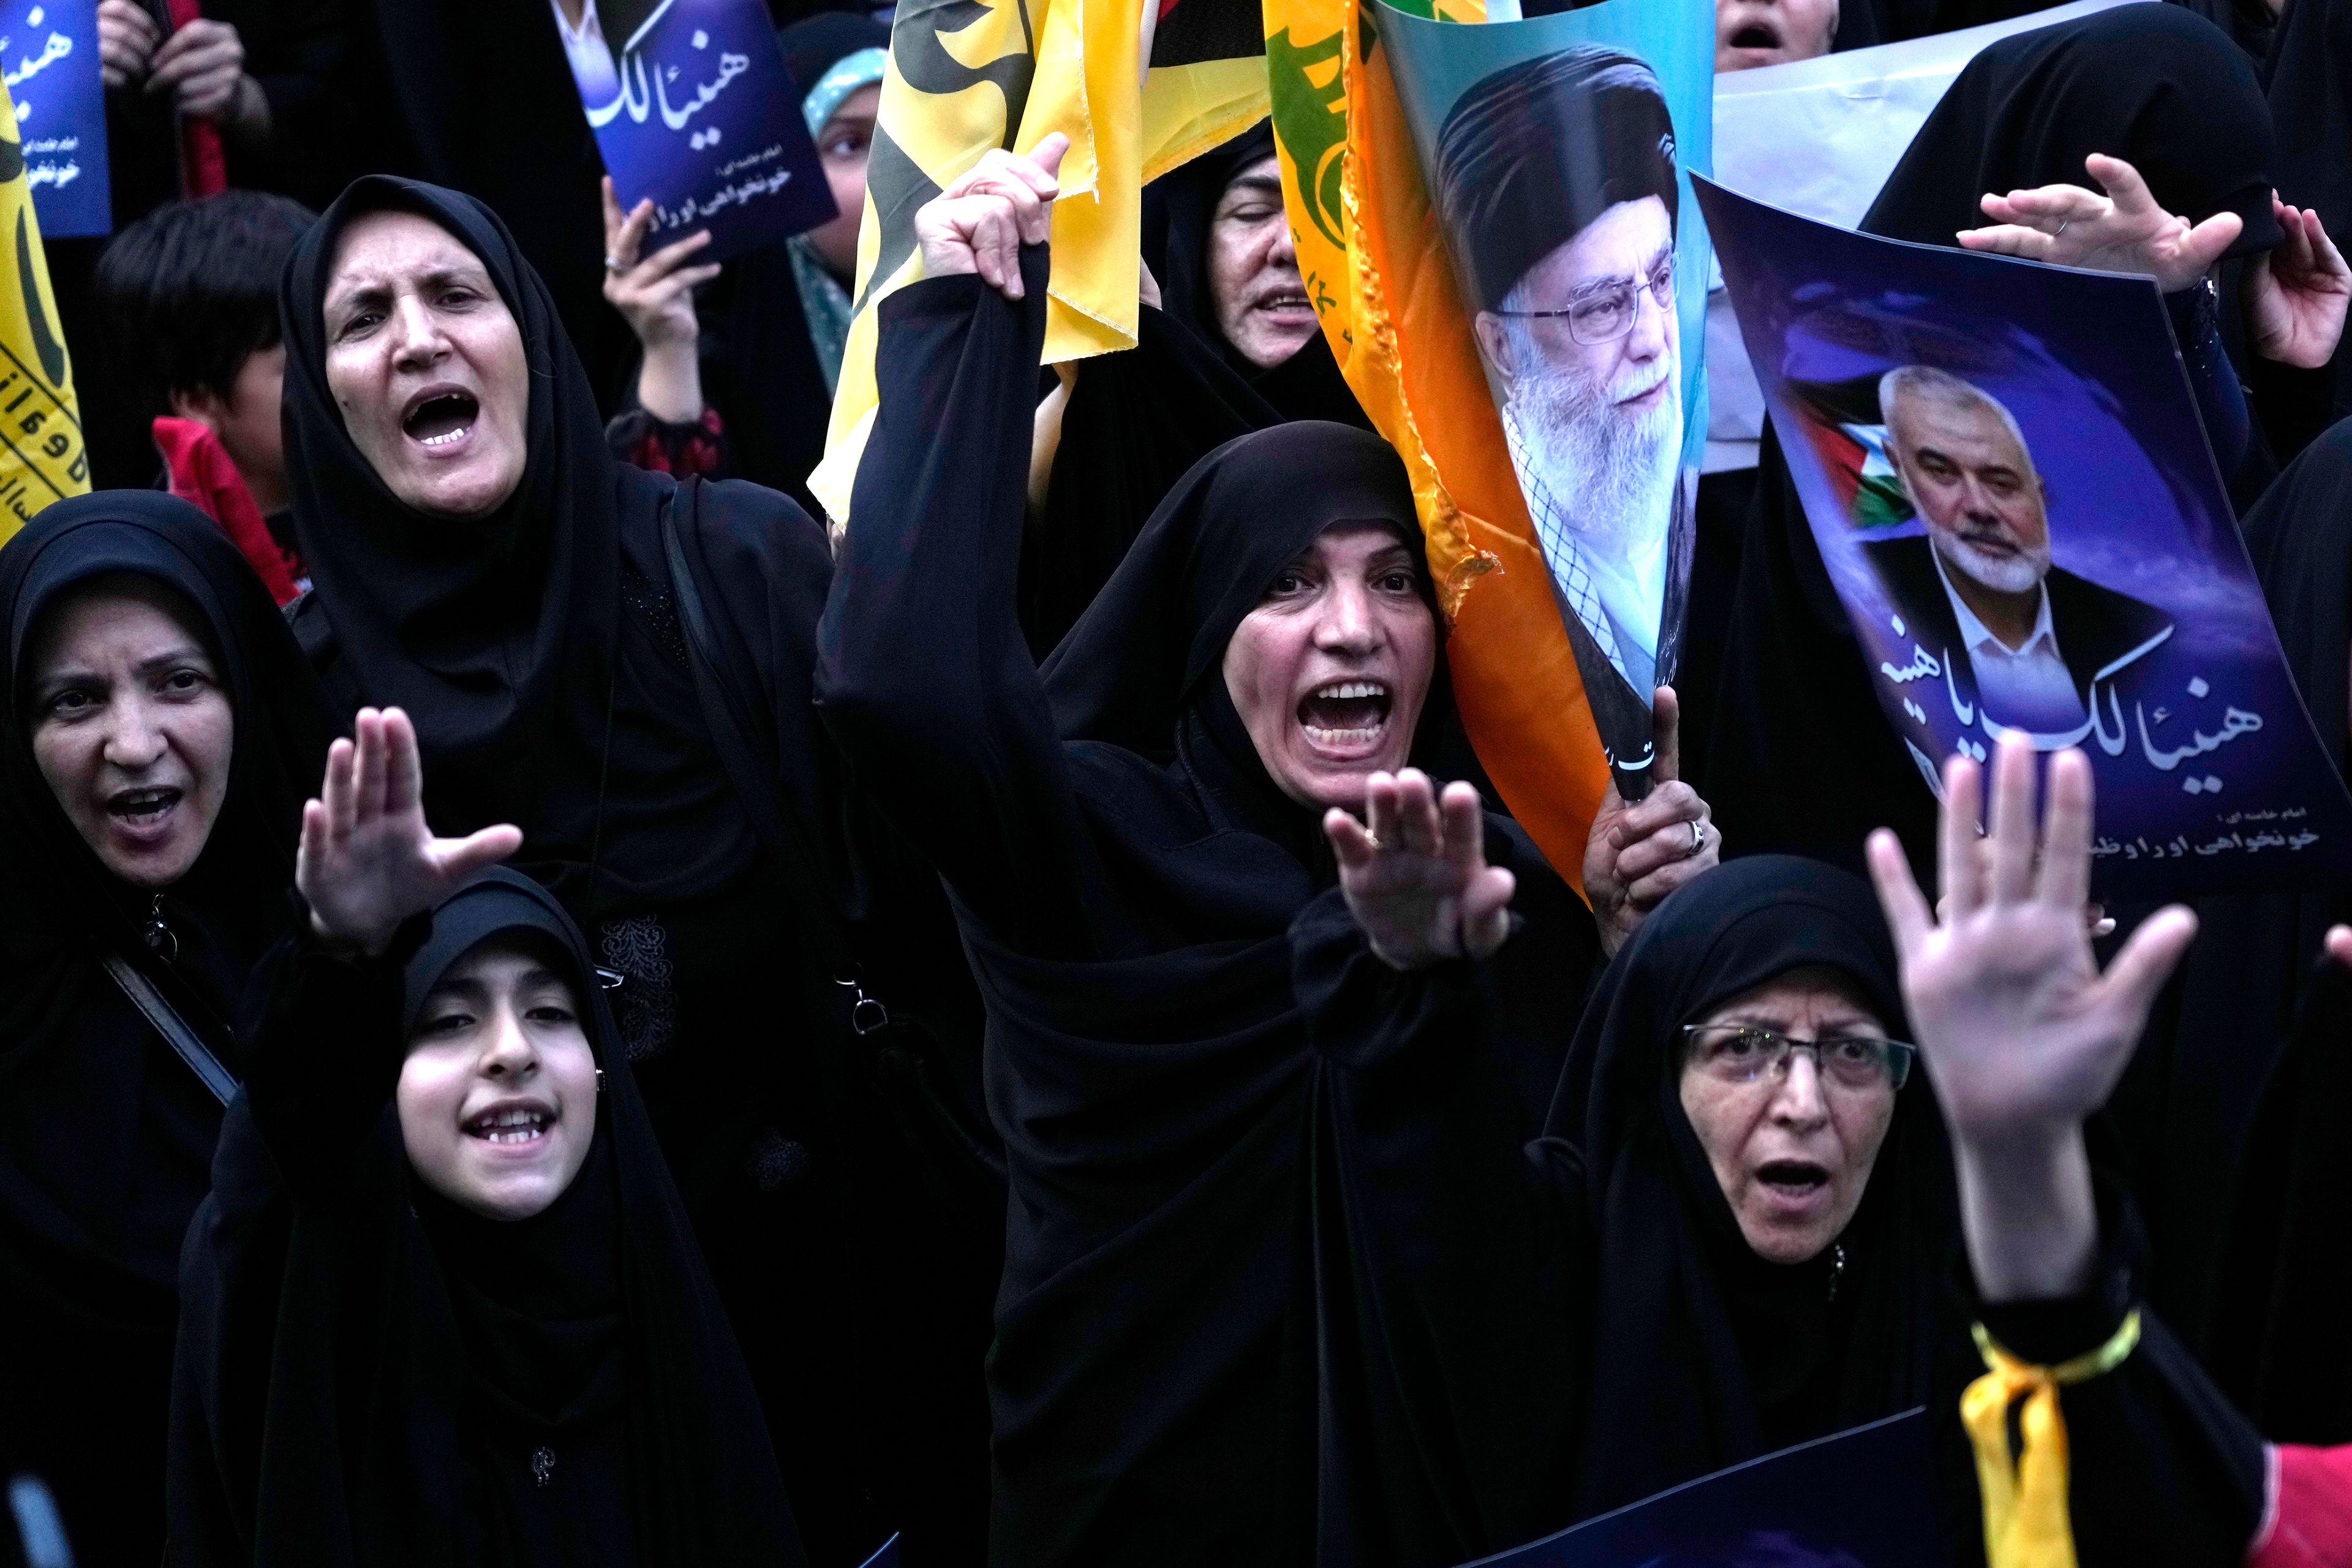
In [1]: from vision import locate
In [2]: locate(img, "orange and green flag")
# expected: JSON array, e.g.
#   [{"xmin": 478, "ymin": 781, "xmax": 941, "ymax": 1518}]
[{"xmin": 1263, "ymin": 0, "xmax": 1713, "ymax": 891}]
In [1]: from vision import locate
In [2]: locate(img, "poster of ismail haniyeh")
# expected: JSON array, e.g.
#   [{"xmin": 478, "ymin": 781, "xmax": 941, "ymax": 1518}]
[
  {"xmin": 1697, "ymin": 177, "xmax": 2352, "ymax": 897},
  {"xmin": 1386, "ymin": 6, "xmax": 1712, "ymax": 794}
]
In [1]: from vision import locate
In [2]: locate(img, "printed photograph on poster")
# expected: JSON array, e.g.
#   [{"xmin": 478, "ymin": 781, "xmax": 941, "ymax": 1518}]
[
  {"xmin": 1696, "ymin": 176, "xmax": 2352, "ymax": 896},
  {"xmin": 1375, "ymin": 0, "xmax": 1712, "ymax": 791},
  {"xmin": 549, "ymin": 0, "xmax": 834, "ymax": 262},
  {"xmin": 4, "ymin": 0, "xmax": 109, "ymax": 237},
  {"xmin": 1460, "ymin": 1411, "xmax": 1936, "ymax": 1566}
]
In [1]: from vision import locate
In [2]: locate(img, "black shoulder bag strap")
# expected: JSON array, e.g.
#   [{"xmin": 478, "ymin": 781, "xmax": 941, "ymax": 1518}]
[
  {"xmin": 661, "ymin": 485, "xmax": 1008, "ymax": 1185},
  {"xmin": 657, "ymin": 487, "xmax": 887, "ymax": 1036},
  {"xmin": 102, "ymin": 952, "xmax": 238, "ymax": 1104}
]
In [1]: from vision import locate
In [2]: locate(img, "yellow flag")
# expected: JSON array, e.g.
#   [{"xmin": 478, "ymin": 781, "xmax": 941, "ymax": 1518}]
[
  {"xmin": 810, "ymin": 0, "xmax": 1272, "ymax": 526},
  {"xmin": 0, "ymin": 77, "xmax": 87, "ymax": 543}
]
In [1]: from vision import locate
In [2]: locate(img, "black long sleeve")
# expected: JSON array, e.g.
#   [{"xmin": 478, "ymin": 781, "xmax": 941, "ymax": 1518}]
[
  {"xmin": 1289, "ymin": 844, "xmax": 1596, "ymax": 1568},
  {"xmin": 1975, "ymin": 1235, "xmax": 2267, "ymax": 1566},
  {"xmin": 816, "ymin": 255, "xmax": 1102, "ymax": 957},
  {"xmin": 235, "ymin": 931, "xmax": 415, "ymax": 1196}
]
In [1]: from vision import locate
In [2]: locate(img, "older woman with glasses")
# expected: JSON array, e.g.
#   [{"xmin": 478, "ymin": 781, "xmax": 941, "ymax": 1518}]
[{"xmin": 1391, "ymin": 733, "xmax": 2283, "ymax": 1561}]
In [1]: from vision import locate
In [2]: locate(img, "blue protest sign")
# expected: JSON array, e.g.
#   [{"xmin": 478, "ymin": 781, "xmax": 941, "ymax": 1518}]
[
  {"xmin": 1697, "ymin": 175, "xmax": 2352, "ymax": 896},
  {"xmin": 551, "ymin": 0, "xmax": 834, "ymax": 262},
  {"xmin": 1461, "ymin": 1411, "xmax": 1939, "ymax": 1566},
  {"xmin": 3, "ymin": 0, "xmax": 108, "ymax": 237}
]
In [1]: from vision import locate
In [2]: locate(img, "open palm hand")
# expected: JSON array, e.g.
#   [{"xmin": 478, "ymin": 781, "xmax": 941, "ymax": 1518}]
[
  {"xmin": 1324, "ymin": 770, "xmax": 1517, "ymax": 971},
  {"xmin": 296, "ymin": 707, "xmax": 522, "ymax": 957},
  {"xmin": 1959, "ymin": 153, "xmax": 2240, "ymax": 293},
  {"xmin": 1868, "ymin": 736, "xmax": 2195, "ymax": 1147}
]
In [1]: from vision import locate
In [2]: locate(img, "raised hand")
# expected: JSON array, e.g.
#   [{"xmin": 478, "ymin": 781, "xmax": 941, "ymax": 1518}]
[
  {"xmin": 1958, "ymin": 153, "xmax": 2239, "ymax": 293},
  {"xmin": 2247, "ymin": 197, "xmax": 2351, "ymax": 369},
  {"xmin": 1866, "ymin": 733, "xmax": 2197, "ymax": 1299},
  {"xmin": 914, "ymin": 133, "xmax": 1069, "ymax": 300},
  {"xmin": 601, "ymin": 178, "xmax": 718, "ymax": 423},
  {"xmin": 1324, "ymin": 769, "xmax": 1517, "ymax": 971},
  {"xmin": 1582, "ymin": 685, "xmax": 1719, "ymax": 957},
  {"xmin": 297, "ymin": 708, "xmax": 523, "ymax": 958}
]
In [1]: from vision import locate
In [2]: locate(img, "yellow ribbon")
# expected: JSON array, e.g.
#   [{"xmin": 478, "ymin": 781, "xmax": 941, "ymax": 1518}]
[{"xmin": 1961, "ymin": 1310, "xmax": 2142, "ymax": 1568}]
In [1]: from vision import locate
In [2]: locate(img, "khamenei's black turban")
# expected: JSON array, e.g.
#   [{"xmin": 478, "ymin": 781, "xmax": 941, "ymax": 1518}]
[{"xmin": 1434, "ymin": 45, "xmax": 1680, "ymax": 312}]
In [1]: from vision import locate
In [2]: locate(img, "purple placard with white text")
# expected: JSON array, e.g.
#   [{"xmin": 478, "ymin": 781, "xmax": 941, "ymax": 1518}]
[
  {"xmin": 551, "ymin": 0, "xmax": 834, "ymax": 262},
  {"xmin": 1697, "ymin": 175, "xmax": 2352, "ymax": 897}
]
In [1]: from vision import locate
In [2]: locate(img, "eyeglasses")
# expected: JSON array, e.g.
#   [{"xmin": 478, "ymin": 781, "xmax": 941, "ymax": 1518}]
[
  {"xmin": 1491, "ymin": 254, "xmax": 1676, "ymax": 346},
  {"xmin": 1679, "ymin": 1023, "xmax": 1915, "ymax": 1091}
]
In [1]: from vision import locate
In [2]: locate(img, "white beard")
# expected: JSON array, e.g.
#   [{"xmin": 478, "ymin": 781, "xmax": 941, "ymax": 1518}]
[
  {"xmin": 1934, "ymin": 528, "xmax": 2050, "ymax": 596},
  {"xmin": 1502, "ymin": 347, "xmax": 1683, "ymax": 561}
]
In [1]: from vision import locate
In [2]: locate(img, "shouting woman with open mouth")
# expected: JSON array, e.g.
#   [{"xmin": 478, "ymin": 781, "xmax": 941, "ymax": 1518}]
[{"xmin": 0, "ymin": 492, "xmax": 334, "ymax": 1564}]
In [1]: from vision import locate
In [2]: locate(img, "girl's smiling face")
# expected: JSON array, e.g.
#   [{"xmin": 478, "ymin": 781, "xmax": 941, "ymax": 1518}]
[{"xmin": 399, "ymin": 937, "xmax": 600, "ymax": 1221}]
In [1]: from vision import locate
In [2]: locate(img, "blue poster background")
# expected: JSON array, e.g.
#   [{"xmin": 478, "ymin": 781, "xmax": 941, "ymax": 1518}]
[
  {"xmin": 1697, "ymin": 176, "xmax": 2352, "ymax": 897},
  {"xmin": 556, "ymin": 0, "xmax": 834, "ymax": 263},
  {"xmin": 1460, "ymin": 1411, "xmax": 1939, "ymax": 1567},
  {"xmin": 4, "ymin": 0, "xmax": 108, "ymax": 238}
]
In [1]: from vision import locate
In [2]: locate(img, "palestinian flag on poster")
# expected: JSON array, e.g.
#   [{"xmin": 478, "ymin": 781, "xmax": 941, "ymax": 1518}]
[
  {"xmin": 1261, "ymin": 0, "xmax": 1621, "ymax": 889},
  {"xmin": 0, "ymin": 77, "xmax": 88, "ymax": 541},
  {"xmin": 808, "ymin": 0, "xmax": 1269, "ymax": 525},
  {"xmin": 1784, "ymin": 373, "xmax": 1915, "ymax": 529}
]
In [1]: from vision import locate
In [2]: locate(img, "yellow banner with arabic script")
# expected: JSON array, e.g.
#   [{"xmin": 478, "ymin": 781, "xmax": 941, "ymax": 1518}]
[
  {"xmin": 0, "ymin": 76, "xmax": 87, "ymax": 542},
  {"xmin": 809, "ymin": 0, "xmax": 1271, "ymax": 526}
]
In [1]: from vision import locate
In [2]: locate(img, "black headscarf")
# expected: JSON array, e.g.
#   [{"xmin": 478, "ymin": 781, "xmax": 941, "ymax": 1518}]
[
  {"xmin": 1142, "ymin": 121, "xmax": 1370, "ymax": 431},
  {"xmin": 2187, "ymin": 419, "xmax": 2352, "ymax": 1427},
  {"xmin": 1537, "ymin": 857, "xmax": 1964, "ymax": 1517},
  {"xmin": 279, "ymin": 176, "xmax": 772, "ymax": 919},
  {"xmin": 1024, "ymin": 125, "xmax": 1374, "ymax": 655},
  {"xmin": 0, "ymin": 491, "xmax": 331, "ymax": 1563},
  {"xmin": 1695, "ymin": 2, "xmax": 2282, "ymax": 881},
  {"xmin": 1044, "ymin": 419, "xmax": 1428, "ymax": 763},
  {"xmin": 170, "ymin": 869, "xmax": 802, "ymax": 1566},
  {"xmin": 1431, "ymin": 48, "xmax": 1680, "ymax": 314},
  {"xmin": 1866, "ymin": 4, "xmax": 2280, "ymax": 259},
  {"xmin": 352, "ymin": 0, "xmax": 628, "ymax": 402}
]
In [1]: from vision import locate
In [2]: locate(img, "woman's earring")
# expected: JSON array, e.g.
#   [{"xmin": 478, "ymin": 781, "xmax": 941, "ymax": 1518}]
[{"xmin": 595, "ymin": 1068, "xmax": 606, "ymax": 1093}]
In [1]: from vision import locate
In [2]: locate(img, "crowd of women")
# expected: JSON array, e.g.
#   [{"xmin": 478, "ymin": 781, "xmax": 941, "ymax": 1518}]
[{"xmin": 4, "ymin": 0, "xmax": 2352, "ymax": 1564}]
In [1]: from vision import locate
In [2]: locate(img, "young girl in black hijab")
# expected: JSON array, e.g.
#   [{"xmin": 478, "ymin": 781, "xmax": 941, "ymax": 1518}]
[
  {"xmin": 0, "ymin": 492, "xmax": 331, "ymax": 1565},
  {"xmin": 169, "ymin": 709, "xmax": 800, "ymax": 1564},
  {"xmin": 274, "ymin": 175, "xmax": 993, "ymax": 1564},
  {"xmin": 820, "ymin": 140, "xmax": 1720, "ymax": 1566}
]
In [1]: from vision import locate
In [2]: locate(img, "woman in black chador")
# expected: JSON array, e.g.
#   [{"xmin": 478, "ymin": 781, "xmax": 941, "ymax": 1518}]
[
  {"xmin": 818, "ymin": 139, "xmax": 1721, "ymax": 1566},
  {"xmin": 0, "ymin": 492, "xmax": 331, "ymax": 1564},
  {"xmin": 1368, "ymin": 735, "xmax": 2289, "ymax": 1562},
  {"xmin": 1525, "ymin": 743, "xmax": 2275, "ymax": 1561},
  {"xmin": 169, "ymin": 709, "xmax": 799, "ymax": 1564},
  {"xmin": 271, "ymin": 174, "xmax": 994, "ymax": 1563}
]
